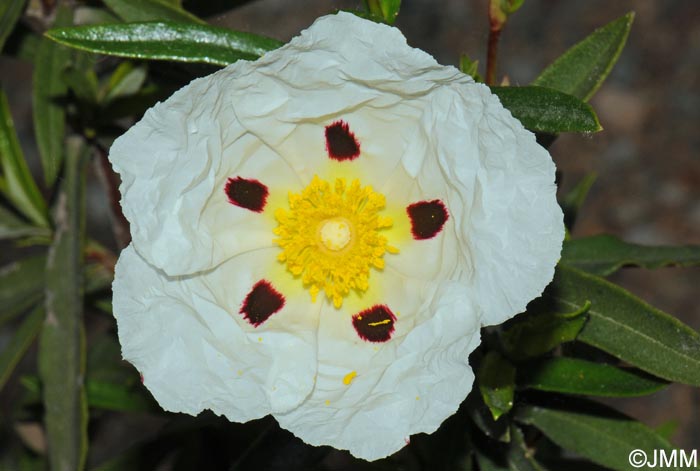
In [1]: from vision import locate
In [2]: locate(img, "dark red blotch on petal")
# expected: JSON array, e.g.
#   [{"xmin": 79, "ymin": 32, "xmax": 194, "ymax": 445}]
[
  {"xmin": 325, "ymin": 120, "xmax": 360, "ymax": 161},
  {"xmin": 240, "ymin": 280, "xmax": 285, "ymax": 327},
  {"xmin": 225, "ymin": 177, "xmax": 269, "ymax": 212},
  {"xmin": 352, "ymin": 305, "xmax": 397, "ymax": 343},
  {"xmin": 406, "ymin": 200, "xmax": 449, "ymax": 240}
]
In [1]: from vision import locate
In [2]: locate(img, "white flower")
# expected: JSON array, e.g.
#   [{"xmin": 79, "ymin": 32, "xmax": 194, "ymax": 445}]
[{"xmin": 109, "ymin": 12, "xmax": 564, "ymax": 461}]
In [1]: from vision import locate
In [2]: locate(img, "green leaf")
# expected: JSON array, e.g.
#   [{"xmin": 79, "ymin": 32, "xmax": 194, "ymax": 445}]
[
  {"xmin": 478, "ymin": 351, "xmax": 516, "ymax": 420},
  {"xmin": 460, "ymin": 54, "xmax": 483, "ymax": 82},
  {"xmin": 45, "ymin": 22, "xmax": 283, "ymax": 66},
  {"xmin": 103, "ymin": 0, "xmax": 203, "ymax": 24},
  {"xmin": 501, "ymin": 300, "xmax": 589, "ymax": 360},
  {"xmin": 0, "ymin": 305, "xmax": 43, "ymax": 392},
  {"xmin": 62, "ymin": 66, "xmax": 99, "ymax": 105},
  {"xmin": 532, "ymin": 13, "xmax": 634, "ymax": 101},
  {"xmin": 466, "ymin": 392, "xmax": 510, "ymax": 443},
  {"xmin": 519, "ymin": 357, "xmax": 667, "ymax": 397},
  {"xmin": 93, "ymin": 297, "xmax": 113, "ymax": 314},
  {"xmin": 507, "ymin": 426, "xmax": 546, "ymax": 471},
  {"xmin": 38, "ymin": 138, "xmax": 89, "ymax": 471},
  {"xmin": 655, "ymin": 420, "xmax": 679, "ymax": 442},
  {"xmin": 99, "ymin": 83, "xmax": 170, "ymax": 121},
  {"xmin": 101, "ymin": 62, "xmax": 148, "ymax": 104},
  {"xmin": 0, "ymin": 0, "xmax": 26, "ymax": 52},
  {"xmin": 1, "ymin": 294, "xmax": 40, "ymax": 331},
  {"xmin": 0, "ymin": 255, "xmax": 46, "ymax": 324},
  {"xmin": 86, "ymin": 380, "xmax": 155, "ymax": 412},
  {"xmin": 0, "ymin": 89, "xmax": 49, "ymax": 227},
  {"xmin": 0, "ymin": 204, "xmax": 51, "ymax": 240},
  {"xmin": 491, "ymin": 86, "xmax": 602, "ymax": 133},
  {"xmin": 363, "ymin": 0, "xmax": 401, "ymax": 24},
  {"xmin": 561, "ymin": 173, "xmax": 596, "ymax": 230},
  {"xmin": 475, "ymin": 451, "xmax": 509, "ymax": 471},
  {"xmin": 561, "ymin": 234, "xmax": 700, "ymax": 277},
  {"xmin": 0, "ymin": 253, "xmax": 110, "ymax": 329},
  {"xmin": 61, "ymin": 52, "xmax": 99, "ymax": 105},
  {"xmin": 489, "ymin": 0, "xmax": 525, "ymax": 28},
  {"xmin": 551, "ymin": 265, "xmax": 700, "ymax": 386},
  {"xmin": 517, "ymin": 402, "xmax": 680, "ymax": 471},
  {"xmin": 33, "ymin": 5, "xmax": 73, "ymax": 186}
]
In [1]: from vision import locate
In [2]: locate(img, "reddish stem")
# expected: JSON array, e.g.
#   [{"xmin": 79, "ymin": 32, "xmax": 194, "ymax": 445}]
[{"xmin": 486, "ymin": 25, "xmax": 502, "ymax": 86}]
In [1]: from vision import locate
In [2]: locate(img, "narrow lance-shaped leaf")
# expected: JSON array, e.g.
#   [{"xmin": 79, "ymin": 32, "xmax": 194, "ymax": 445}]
[
  {"xmin": 0, "ymin": 306, "xmax": 44, "ymax": 392},
  {"xmin": 0, "ymin": 0, "xmax": 26, "ymax": 52},
  {"xmin": 501, "ymin": 299, "xmax": 589, "ymax": 360},
  {"xmin": 518, "ymin": 357, "xmax": 667, "ymax": 397},
  {"xmin": 363, "ymin": 0, "xmax": 401, "ymax": 24},
  {"xmin": 0, "ymin": 89, "xmax": 49, "ymax": 227},
  {"xmin": 460, "ymin": 54, "xmax": 483, "ymax": 82},
  {"xmin": 532, "ymin": 12, "xmax": 634, "ymax": 101},
  {"xmin": 478, "ymin": 351, "xmax": 515, "ymax": 421},
  {"xmin": 61, "ymin": 52, "xmax": 99, "ymax": 105},
  {"xmin": 38, "ymin": 138, "xmax": 89, "ymax": 471},
  {"xmin": 103, "ymin": 0, "xmax": 203, "ymax": 24},
  {"xmin": 475, "ymin": 452, "xmax": 509, "ymax": 471},
  {"xmin": 466, "ymin": 392, "xmax": 510, "ymax": 443},
  {"xmin": 33, "ymin": 4, "xmax": 73, "ymax": 186},
  {"xmin": 561, "ymin": 234, "xmax": 700, "ymax": 276},
  {"xmin": 87, "ymin": 380, "xmax": 156, "ymax": 412},
  {"xmin": 0, "ymin": 204, "xmax": 50, "ymax": 240},
  {"xmin": 0, "ymin": 255, "xmax": 46, "ymax": 327},
  {"xmin": 45, "ymin": 22, "xmax": 284, "ymax": 66},
  {"xmin": 517, "ymin": 402, "xmax": 680, "ymax": 471},
  {"xmin": 551, "ymin": 265, "xmax": 700, "ymax": 386},
  {"xmin": 101, "ymin": 62, "xmax": 148, "ymax": 104},
  {"xmin": 491, "ymin": 86, "xmax": 602, "ymax": 133}
]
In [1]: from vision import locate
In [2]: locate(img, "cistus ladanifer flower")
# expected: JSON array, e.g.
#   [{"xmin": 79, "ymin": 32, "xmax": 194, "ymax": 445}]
[{"xmin": 109, "ymin": 12, "xmax": 564, "ymax": 460}]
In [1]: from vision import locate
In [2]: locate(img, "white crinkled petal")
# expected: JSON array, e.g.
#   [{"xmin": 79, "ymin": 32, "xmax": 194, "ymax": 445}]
[
  {"xmin": 275, "ymin": 274, "xmax": 481, "ymax": 461},
  {"xmin": 435, "ymin": 84, "xmax": 564, "ymax": 326},
  {"xmin": 382, "ymin": 82, "xmax": 563, "ymax": 327},
  {"xmin": 109, "ymin": 63, "xmax": 303, "ymax": 276},
  {"xmin": 113, "ymin": 245, "xmax": 318, "ymax": 419}
]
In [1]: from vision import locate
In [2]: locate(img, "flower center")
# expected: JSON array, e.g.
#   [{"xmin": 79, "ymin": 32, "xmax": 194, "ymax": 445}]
[
  {"xmin": 273, "ymin": 176, "xmax": 398, "ymax": 308},
  {"xmin": 318, "ymin": 218, "xmax": 352, "ymax": 251}
]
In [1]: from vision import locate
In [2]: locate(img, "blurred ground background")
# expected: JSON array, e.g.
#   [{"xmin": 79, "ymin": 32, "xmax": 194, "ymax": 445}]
[{"xmin": 3, "ymin": 0, "xmax": 699, "ymax": 451}]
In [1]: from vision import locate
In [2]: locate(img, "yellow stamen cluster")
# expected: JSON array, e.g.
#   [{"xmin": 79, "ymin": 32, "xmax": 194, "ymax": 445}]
[{"xmin": 273, "ymin": 176, "xmax": 398, "ymax": 308}]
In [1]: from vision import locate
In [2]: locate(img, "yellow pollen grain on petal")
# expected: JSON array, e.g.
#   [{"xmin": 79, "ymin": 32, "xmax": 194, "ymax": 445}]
[
  {"xmin": 273, "ymin": 175, "xmax": 398, "ymax": 307},
  {"xmin": 325, "ymin": 400, "xmax": 330, "ymax": 406},
  {"xmin": 343, "ymin": 371, "xmax": 357, "ymax": 385}
]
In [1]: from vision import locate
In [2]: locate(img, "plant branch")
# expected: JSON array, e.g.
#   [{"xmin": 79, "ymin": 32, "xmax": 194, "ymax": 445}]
[{"xmin": 486, "ymin": 24, "xmax": 502, "ymax": 85}]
